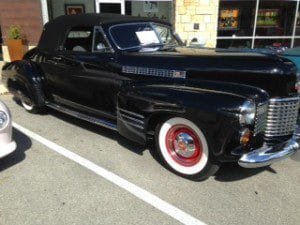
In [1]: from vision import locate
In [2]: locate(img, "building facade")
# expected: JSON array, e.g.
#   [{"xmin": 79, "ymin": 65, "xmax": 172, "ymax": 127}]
[
  {"xmin": 0, "ymin": 0, "xmax": 44, "ymax": 61},
  {"xmin": 1, "ymin": 0, "xmax": 300, "ymax": 62}
]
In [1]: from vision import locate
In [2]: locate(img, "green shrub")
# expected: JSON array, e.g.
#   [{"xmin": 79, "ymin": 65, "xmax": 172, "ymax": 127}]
[{"xmin": 8, "ymin": 26, "xmax": 22, "ymax": 40}]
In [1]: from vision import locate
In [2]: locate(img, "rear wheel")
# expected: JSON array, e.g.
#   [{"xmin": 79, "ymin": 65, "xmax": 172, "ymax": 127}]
[
  {"xmin": 156, "ymin": 117, "xmax": 219, "ymax": 181},
  {"xmin": 18, "ymin": 90, "xmax": 41, "ymax": 114}
]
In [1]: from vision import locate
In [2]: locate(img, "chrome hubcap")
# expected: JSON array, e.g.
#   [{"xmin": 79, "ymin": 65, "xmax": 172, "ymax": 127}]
[
  {"xmin": 174, "ymin": 132, "xmax": 196, "ymax": 158},
  {"xmin": 18, "ymin": 91, "xmax": 34, "ymax": 110}
]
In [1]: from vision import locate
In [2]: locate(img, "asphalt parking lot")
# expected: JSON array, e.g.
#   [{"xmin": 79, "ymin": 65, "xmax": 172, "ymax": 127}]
[{"xmin": 0, "ymin": 94, "xmax": 299, "ymax": 225}]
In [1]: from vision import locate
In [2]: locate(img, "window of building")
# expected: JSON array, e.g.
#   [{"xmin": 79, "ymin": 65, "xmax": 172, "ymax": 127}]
[
  {"xmin": 254, "ymin": 38, "xmax": 292, "ymax": 48},
  {"xmin": 256, "ymin": 0, "xmax": 296, "ymax": 37},
  {"xmin": 47, "ymin": 1, "xmax": 173, "ymax": 23},
  {"xmin": 47, "ymin": 0, "xmax": 95, "ymax": 19},
  {"xmin": 218, "ymin": 0, "xmax": 256, "ymax": 37},
  {"xmin": 217, "ymin": 0, "xmax": 300, "ymax": 49},
  {"xmin": 293, "ymin": 2, "xmax": 300, "ymax": 46}
]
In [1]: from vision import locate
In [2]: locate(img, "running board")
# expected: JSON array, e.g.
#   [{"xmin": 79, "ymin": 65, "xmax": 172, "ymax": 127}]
[{"xmin": 46, "ymin": 102, "xmax": 117, "ymax": 131}]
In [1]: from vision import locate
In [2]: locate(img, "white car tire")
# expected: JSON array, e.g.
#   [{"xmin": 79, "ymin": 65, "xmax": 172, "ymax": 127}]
[{"xmin": 156, "ymin": 117, "xmax": 219, "ymax": 181}]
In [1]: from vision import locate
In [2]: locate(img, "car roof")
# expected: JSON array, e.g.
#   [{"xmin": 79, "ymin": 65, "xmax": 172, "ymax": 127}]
[{"xmin": 38, "ymin": 13, "xmax": 170, "ymax": 51}]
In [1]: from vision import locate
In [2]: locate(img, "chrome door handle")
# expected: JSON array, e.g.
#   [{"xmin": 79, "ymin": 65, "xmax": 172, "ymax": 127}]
[{"xmin": 52, "ymin": 56, "xmax": 62, "ymax": 61}]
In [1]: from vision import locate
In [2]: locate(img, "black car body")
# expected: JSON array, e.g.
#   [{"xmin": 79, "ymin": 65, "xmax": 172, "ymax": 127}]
[{"xmin": 2, "ymin": 14, "xmax": 300, "ymax": 180}]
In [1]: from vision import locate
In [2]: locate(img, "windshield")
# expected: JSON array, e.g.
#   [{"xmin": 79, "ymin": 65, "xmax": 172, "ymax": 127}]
[{"xmin": 109, "ymin": 22, "xmax": 181, "ymax": 51}]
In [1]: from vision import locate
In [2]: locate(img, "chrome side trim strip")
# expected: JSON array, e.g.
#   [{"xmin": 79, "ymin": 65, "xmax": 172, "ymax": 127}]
[
  {"xmin": 117, "ymin": 107, "xmax": 145, "ymax": 119},
  {"xmin": 119, "ymin": 113, "xmax": 144, "ymax": 125},
  {"xmin": 46, "ymin": 102, "xmax": 117, "ymax": 131},
  {"xmin": 118, "ymin": 117, "xmax": 144, "ymax": 130}
]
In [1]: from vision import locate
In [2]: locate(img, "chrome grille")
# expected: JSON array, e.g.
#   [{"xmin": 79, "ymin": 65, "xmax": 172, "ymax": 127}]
[
  {"xmin": 264, "ymin": 97, "xmax": 299, "ymax": 137},
  {"xmin": 254, "ymin": 102, "xmax": 268, "ymax": 134}
]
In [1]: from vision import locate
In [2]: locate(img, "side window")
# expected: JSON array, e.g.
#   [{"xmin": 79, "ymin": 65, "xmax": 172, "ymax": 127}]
[
  {"xmin": 93, "ymin": 27, "xmax": 111, "ymax": 53},
  {"xmin": 64, "ymin": 26, "xmax": 93, "ymax": 52}
]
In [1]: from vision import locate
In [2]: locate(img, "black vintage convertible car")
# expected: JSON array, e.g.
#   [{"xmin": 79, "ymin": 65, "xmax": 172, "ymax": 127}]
[{"xmin": 2, "ymin": 14, "xmax": 300, "ymax": 180}]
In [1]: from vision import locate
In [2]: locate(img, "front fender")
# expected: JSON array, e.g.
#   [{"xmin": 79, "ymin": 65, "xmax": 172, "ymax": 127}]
[{"xmin": 117, "ymin": 80, "xmax": 268, "ymax": 160}]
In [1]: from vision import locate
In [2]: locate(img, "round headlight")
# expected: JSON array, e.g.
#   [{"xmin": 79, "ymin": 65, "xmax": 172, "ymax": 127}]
[
  {"xmin": 0, "ymin": 111, "xmax": 8, "ymax": 129},
  {"xmin": 239, "ymin": 100, "xmax": 256, "ymax": 125}
]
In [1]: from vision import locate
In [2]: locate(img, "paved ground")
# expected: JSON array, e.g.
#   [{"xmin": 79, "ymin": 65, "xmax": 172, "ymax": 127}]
[{"xmin": 0, "ymin": 94, "xmax": 299, "ymax": 225}]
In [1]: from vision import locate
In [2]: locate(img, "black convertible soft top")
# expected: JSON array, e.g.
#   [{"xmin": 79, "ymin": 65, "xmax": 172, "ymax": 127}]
[{"xmin": 38, "ymin": 13, "xmax": 170, "ymax": 51}]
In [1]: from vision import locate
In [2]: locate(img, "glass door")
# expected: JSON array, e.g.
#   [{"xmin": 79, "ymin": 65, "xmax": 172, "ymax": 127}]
[{"xmin": 95, "ymin": 0, "xmax": 125, "ymax": 15}]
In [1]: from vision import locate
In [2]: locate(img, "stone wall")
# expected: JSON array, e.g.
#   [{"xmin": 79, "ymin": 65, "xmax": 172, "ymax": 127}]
[{"xmin": 174, "ymin": 0, "xmax": 219, "ymax": 47}]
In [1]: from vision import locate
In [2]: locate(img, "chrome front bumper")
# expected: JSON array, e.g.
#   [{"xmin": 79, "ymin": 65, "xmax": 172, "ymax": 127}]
[
  {"xmin": 0, "ymin": 141, "xmax": 17, "ymax": 159},
  {"xmin": 238, "ymin": 126, "xmax": 300, "ymax": 168}
]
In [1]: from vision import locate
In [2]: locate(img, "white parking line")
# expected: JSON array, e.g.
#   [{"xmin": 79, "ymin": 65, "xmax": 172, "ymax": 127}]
[{"xmin": 12, "ymin": 122, "xmax": 206, "ymax": 225}]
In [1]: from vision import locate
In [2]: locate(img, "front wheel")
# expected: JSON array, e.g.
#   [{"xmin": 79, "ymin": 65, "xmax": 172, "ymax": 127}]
[{"xmin": 155, "ymin": 117, "xmax": 219, "ymax": 181}]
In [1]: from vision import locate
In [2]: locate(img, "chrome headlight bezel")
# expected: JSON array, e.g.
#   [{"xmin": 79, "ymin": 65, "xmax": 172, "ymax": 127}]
[
  {"xmin": 239, "ymin": 100, "xmax": 256, "ymax": 125},
  {"xmin": 0, "ymin": 110, "xmax": 8, "ymax": 129}
]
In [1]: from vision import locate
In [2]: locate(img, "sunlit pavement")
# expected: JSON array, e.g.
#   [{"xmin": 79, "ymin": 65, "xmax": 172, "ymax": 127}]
[{"xmin": 0, "ymin": 94, "xmax": 299, "ymax": 225}]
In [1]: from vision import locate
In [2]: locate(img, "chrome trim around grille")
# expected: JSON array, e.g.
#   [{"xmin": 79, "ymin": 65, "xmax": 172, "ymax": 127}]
[
  {"xmin": 264, "ymin": 97, "xmax": 299, "ymax": 137},
  {"xmin": 254, "ymin": 102, "xmax": 268, "ymax": 135}
]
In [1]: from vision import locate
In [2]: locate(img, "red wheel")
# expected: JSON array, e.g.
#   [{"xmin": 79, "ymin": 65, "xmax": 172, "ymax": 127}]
[{"xmin": 165, "ymin": 125, "xmax": 203, "ymax": 167}]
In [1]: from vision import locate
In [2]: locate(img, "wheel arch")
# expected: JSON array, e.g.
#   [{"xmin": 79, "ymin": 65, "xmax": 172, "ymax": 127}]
[{"xmin": 3, "ymin": 60, "xmax": 46, "ymax": 107}]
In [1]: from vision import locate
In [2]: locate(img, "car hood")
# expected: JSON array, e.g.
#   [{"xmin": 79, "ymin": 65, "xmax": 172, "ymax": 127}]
[{"xmin": 119, "ymin": 47, "xmax": 298, "ymax": 97}]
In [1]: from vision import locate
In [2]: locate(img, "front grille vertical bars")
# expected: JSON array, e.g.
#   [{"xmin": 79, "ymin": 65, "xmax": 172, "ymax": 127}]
[{"xmin": 264, "ymin": 97, "xmax": 299, "ymax": 137}]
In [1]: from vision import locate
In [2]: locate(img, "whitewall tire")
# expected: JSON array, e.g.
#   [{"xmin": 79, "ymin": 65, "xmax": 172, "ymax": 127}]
[{"xmin": 156, "ymin": 117, "xmax": 219, "ymax": 180}]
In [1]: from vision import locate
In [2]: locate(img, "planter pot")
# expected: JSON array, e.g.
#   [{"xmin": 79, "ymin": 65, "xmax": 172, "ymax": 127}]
[{"xmin": 7, "ymin": 39, "xmax": 24, "ymax": 61}]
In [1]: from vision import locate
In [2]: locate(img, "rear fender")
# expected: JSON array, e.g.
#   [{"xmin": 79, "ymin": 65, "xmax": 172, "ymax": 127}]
[{"xmin": 2, "ymin": 60, "xmax": 45, "ymax": 107}]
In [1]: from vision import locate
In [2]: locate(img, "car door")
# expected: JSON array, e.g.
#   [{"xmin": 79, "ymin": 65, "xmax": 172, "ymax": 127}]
[{"xmin": 44, "ymin": 26, "xmax": 123, "ymax": 118}]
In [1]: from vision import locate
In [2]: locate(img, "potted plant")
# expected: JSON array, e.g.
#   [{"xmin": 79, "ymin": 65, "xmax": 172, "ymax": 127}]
[{"xmin": 7, "ymin": 25, "xmax": 24, "ymax": 61}]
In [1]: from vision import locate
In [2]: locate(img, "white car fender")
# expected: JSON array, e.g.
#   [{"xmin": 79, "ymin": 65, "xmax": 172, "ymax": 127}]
[{"xmin": 0, "ymin": 101, "xmax": 16, "ymax": 158}]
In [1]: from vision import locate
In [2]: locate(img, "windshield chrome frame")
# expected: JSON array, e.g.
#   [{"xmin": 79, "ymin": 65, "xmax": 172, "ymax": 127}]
[
  {"xmin": 92, "ymin": 26, "xmax": 115, "ymax": 53},
  {"xmin": 108, "ymin": 22, "xmax": 176, "ymax": 51}
]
